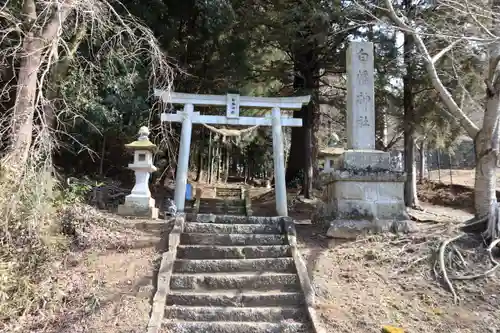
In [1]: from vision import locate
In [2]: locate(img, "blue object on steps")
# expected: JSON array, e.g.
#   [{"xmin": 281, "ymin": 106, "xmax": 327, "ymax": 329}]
[{"xmin": 186, "ymin": 183, "xmax": 192, "ymax": 200}]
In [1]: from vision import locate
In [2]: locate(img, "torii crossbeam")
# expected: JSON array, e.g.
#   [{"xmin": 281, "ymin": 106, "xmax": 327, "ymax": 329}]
[{"xmin": 155, "ymin": 90, "xmax": 310, "ymax": 216}]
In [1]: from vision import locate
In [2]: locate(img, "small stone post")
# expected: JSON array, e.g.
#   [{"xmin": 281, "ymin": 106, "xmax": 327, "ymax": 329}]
[{"xmin": 118, "ymin": 126, "xmax": 159, "ymax": 219}]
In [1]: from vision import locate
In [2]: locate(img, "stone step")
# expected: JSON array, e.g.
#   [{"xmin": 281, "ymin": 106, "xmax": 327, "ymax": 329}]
[
  {"xmin": 200, "ymin": 199, "xmax": 244, "ymax": 204},
  {"xmin": 183, "ymin": 222, "xmax": 281, "ymax": 234},
  {"xmin": 195, "ymin": 214, "xmax": 279, "ymax": 225},
  {"xmin": 198, "ymin": 204, "xmax": 244, "ymax": 208},
  {"xmin": 199, "ymin": 203, "xmax": 245, "ymax": 208},
  {"xmin": 198, "ymin": 206, "xmax": 245, "ymax": 211},
  {"xmin": 199, "ymin": 202, "xmax": 245, "ymax": 208},
  {"xmin": 198, "ymin": 209, "xmax": 246, "ymax": 215},
  {"xmin": 167, "ymin": 290, "xmax": 305, "ymax": 307},
  {"xmin": 169, "ymin": 273, "xmax": 300, "ymax": 291},
  {"xmin": 173, "ymin": 258, "xmax": 295, "ymax": 274},
  {"xmin": 162, "ymin": 320, "xmax": 310, "ymax": 333},
  {"xmin": 176, "ymin": 245, "xmax": 292, "ymax": 260},
  {"xmin": 164, "ymin": 306, "xmax": 306, "ymax": 322},
  {"xmin": 180, "ymin": 233, "xmax": 287, "ymax": 246}
]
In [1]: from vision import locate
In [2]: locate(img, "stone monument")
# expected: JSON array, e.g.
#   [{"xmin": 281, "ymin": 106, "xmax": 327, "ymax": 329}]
[
  {"xmin": 321, "ymin": 42, "xmax": 413, "ymax": 239},
  {"xmin": 118, "ymin": 126, "xmax": 159, "ymax": 219}
]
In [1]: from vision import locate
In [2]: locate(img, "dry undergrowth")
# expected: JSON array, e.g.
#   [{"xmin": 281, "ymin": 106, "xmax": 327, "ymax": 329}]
[
  {"xmin": 298, "ymin": 209, "xmax": 500, "ymax": 333},
  {"xmin": 0, "ymin": 159, "xmax": 163, "ymax": 333}
]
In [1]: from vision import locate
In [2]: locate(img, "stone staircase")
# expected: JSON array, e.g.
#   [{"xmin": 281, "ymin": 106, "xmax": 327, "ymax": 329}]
[
  {"xmin": 160, "ymin": 214, "xmax": 317, "ymax": 333},
  {"xmin": 198, "ymin": 198, "xmax": 246, "ymax": 215}
]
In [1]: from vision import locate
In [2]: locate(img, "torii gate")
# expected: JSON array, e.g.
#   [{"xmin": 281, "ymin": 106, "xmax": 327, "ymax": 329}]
[{"xmin": 154, "ymin": 90, "xmax": 310, "ymax": 217}]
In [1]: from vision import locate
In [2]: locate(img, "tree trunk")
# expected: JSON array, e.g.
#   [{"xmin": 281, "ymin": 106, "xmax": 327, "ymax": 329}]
[
  {"xmin": 403, "ymin": 21, "xmax": 419, "ymax": 208},
  {"xmin": 437, "ymin": 150, "xmax": 442, "ymax": 182},
  {"xmin": 246, "ymin": 153, "xmax": 251, "ymax": 182},
  {"xmin": 287, "ymin": 47, "xmax": 319, "ymax": 198},
  {"xmin": 448, "ymin": 152, "xmax": 453, "ymax": 185},
  {"xmin": 224, "ymin": 143, "xmax": 230, "ymax": 183},
  {"xmin": 231, "ymin": 153, "xmax": 237, "ymax": 176},
  {"xmin": 196, "ymin": 150, "xmax": 204, "ymax": 182},
  {"xmin": 286, "ymin": 112, "xmax": 306, "ymax": 184},
  {"xmin": 473, "ymin": 96, "xmax": 500, "ymax": 239},
  {"xmin": 44, "ymin": 24, "xmax": 87, "ymax": 130},
  {"xmin": 6, "ymin": 0, "xmax": 71, "ymax": 168},
  {"xmin": 216, "ymin": 138, "xmax": 221, "ymax": 183},
  {"xmin": 473, "ymin": 0, "xmax": 500, "ymax": 239},
  {"xmin": 207, "ymin": 131, "xmax": 213, "ymax": 184},
  {"xmin": 99, "ymin": 135, "xmax": 106, "ymax": 177},
  {"xmin": 404, "ymin": 136, "xmax": 419, "ymax": 207},
  {"xmin": 375, "ymin": 107, "xmax": 388, "ymax": 150},
  {"xmin": 418, "ymin": 141, "xmax": 426, "ymax": 183},
  {"xmin": 7, "ymin": 0, "xmax": 41, "ymax": 167},
  {"xmin": 303, "ymin": 103, "xmax": 314, "ymax": 198}
]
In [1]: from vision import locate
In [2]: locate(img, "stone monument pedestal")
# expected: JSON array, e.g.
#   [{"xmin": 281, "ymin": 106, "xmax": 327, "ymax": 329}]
[{"xmin": 322, "ymin": 167, "xmax": 413, "ymax": 239}]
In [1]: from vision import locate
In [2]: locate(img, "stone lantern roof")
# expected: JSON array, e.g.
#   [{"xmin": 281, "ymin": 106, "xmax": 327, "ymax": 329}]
[
  {"xmin": 124, "ymin": 126, "xmax": 157, "ymax": 151},
  {"xmin": 318, "ymin": 147, "xmax": 345, "ymax": 157}
]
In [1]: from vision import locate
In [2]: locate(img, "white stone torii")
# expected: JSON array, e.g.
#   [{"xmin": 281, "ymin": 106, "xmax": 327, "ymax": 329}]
[{"xmin": 154, "ymin": 89, "xmax": 310, "ymax": 216}]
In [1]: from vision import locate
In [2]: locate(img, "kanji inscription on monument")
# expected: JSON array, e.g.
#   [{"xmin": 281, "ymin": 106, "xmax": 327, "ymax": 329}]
[
  {"xmin": 355, "ymin": 92, "xmax": 372, "ymax": 114},
  {"xmin": 356, "ymin": 115, "xmax": 370, "ymax": 127},
  {"xmin": 347, "ymin": 42, "xmax": 375, "ymax": 149},
  {"xmin": 357, "ymin": 70, "xmax": 369, "ymax": 85}
]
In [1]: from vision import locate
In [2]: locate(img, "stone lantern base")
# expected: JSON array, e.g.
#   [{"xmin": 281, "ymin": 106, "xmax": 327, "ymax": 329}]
[{"xmin": 118, "ymin": 196, "xmax": 159, "ymax": 219}]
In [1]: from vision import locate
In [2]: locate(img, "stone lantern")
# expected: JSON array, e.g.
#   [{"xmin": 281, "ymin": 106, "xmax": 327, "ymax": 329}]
[{"xmin": 117, "ymin": 126, "xmax": 159, "ymax": 218}]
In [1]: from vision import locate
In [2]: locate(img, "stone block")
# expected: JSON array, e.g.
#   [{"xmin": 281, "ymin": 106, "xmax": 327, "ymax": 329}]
[
  {"xmin": 335, "ymin": 199, "xmax": 376, "ymax": 219},
  {"xmin": 336, "ymin": 149, "xmax": 391, "ymax": 170},
  {"xmin": 326, "ymin": 180, "xmax": 406, "ymax": 217},
  {"xmin": 326, "ymin": 218, "xmax": 417, "ymax": 239},
  {"xmin": 377, "ymin": 182, "xmax": 404, "ymax": 201},
  {"xmin": 327, "ymin": 219, "xmax": 387, "ymax": 239},
  {"xmin": 375, "ymin": 201, "xmax": 408, "ymax": 220},
  {"xmin": 334, "ymin": 182, "xmax": 378, "ymax": 200},
  {"xmin": 117, "ymin": 204, "xmax": 159, "ymax": 219},
  {"xmin": 118, "ymin": 195, "xmax": 158, "ymax": 218},
  {"xmin": 332, "ymin": 199, "xmax": 407, "ymax": 221},
  {"xmin": 131, "ymin": 196, "xmax": 156, "ymax": 207},
  {"xmin": 322, "ymin": 170, "xmax": 406, "ymax": 183}
]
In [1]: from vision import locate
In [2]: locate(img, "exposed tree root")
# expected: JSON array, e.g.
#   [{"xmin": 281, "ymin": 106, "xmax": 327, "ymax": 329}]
[
  {"xmin": 436, "ymin": 220, "xmax": 500, "ymax": 303},
  {"xmin": 438, "ymin": 233, "xmax": 464, "ymax": 304},
  {"xmin": 410, "ymin": 204, "xmax": 424, "ymax": 211},
  {"xmin": 460, "ymin": 215, "xmax": 489, "ymax": 234}
]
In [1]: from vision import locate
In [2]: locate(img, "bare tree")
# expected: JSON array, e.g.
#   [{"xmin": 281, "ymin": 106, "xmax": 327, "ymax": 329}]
[
  {"xmin": 0, "ymin": 0, "xmax": 173, "ymax": 171},
  {"xmin": 0, "ymin": 0, "xmax": 173, "ymax": 324},
  {"xmin": 383, "ymin": 0, "xmax": 500, "ymax": 241}
]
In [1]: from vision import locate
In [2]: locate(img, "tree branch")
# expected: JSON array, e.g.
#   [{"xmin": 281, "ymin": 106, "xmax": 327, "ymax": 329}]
[
  {"xmin": 40, "ymin": 1, "xmax": 73, "ymax": 41},
  {"xmin": 384, "ymin": 0, "xmax": 480, "ymax": 138},
  {"xmin": 431, "ymin": 39, "xmax": 462, "ymax": 64}
]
